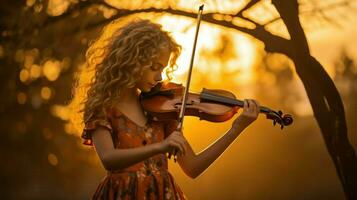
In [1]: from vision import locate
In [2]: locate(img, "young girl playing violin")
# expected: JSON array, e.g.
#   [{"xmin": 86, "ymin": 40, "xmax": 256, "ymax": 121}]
[{"xmin": 80, "ymin": 19, "xmax": 260, "ymax": 200}]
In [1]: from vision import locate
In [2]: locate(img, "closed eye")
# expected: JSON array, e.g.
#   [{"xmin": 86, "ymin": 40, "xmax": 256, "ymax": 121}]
[{"xmin": 151, "ymin": 63, "xmax": 165, "ymax": 71}]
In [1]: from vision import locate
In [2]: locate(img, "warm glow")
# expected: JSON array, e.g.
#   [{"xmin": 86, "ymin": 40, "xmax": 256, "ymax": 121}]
[
  {"xmin": 60, "ymin": 57, "xmax": 71, "ymax": 70},
  {"xmin": 67, "ymin": 13, "xmax": 259, "ymax": 138},
  {"xmin": 30, "ymin": 64, "xmax": 41, "ymax": 79},
  {"xmin": 24, "ymin": 48, "xmax": 39, "ymax": 69},
  {"xmin": 56, "ymin": 2, "xmax": 357, "ymax": 199},
  {"xmin": 41, "ymin": 86, "xmax": 52, "ymax": 100},
  {"xmin": 43, "ymin": 60, "xmax": 61, "ymax": 81},
  {"xmin": 26, "ymin": 0, "xmax": 36, "ymax": 7},
  {"xmin": 158, "ymin": 16, "xmax": 257, "ymax": 84},
  {"xmin": 46, "ymin": 0, "xmax": 70, "ymax": 16},
  {"xmin": 19, "ymin": 69, "xmax": 30, "ymax": 82},
  {"xmin": 48, "ymin": 153, "xmax": 58, "ymax": 166},
  {"xmin": 42, "ymin": 128, "xmax": 53, "ymax": 140},
  {"xmin": 64, "ymin": 123, "xmax": 77, "ymax": 134},
  {"xmin": 17, "ymin": 92, "xmax": 27, "ymax": 104},
  {"xmin": 15, "ymin": 49, "xmax": 24, "ymax": 63},
  {"xmin": 51, "ymin": 105, "xmax": 70, "ymax": 121}
]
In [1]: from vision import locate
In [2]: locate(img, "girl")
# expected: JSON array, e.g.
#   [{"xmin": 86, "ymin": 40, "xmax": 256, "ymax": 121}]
[{"xmin": 80, "ymin": 19, "xmax": 260, "ymax": 200}]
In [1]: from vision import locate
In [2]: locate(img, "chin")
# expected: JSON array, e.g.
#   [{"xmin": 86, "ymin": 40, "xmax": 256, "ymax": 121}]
[{"xmin": 140, "ymin": 86, "xmax": 151, "ymax": 93}]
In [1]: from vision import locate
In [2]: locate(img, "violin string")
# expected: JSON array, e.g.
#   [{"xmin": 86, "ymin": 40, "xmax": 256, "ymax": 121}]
[{"xmin": 200, "ymin": 90, "xmax": 271, "ymax": 113}]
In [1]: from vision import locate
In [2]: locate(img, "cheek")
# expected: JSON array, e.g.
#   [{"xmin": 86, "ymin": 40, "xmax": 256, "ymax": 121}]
[
  {"xmin": 153, "ymin": 70, "xmax": 162, "ymax": 78},
  {"xmin": 139, "ymin": 70, "xmax": 154, "ymax": 82}
]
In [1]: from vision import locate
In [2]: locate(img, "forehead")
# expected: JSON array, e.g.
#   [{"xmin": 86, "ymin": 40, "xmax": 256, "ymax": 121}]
[{"xmin": 154, "ymin": 50, "xmax": 171, "ymax": 65}]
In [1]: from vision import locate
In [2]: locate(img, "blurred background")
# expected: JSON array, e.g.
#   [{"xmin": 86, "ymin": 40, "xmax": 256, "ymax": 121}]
[{"xmin": 0, "ymin": 0, "xmax": 356, "ymax": 199}]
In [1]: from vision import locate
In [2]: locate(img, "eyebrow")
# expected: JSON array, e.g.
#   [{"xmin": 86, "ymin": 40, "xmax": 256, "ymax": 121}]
[{"xmin": 155, "ymin": 62, "xmax": 164, "ymax": 67}]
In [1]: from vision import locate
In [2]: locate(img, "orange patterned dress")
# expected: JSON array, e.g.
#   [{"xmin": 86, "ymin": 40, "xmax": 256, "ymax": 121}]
[{"xmin": 81, "ymin": 106, "xmax": 187, "ymax": 200}]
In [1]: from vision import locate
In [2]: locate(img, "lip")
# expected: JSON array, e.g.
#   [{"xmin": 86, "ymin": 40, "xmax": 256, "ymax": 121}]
[{"xmin": 148, "ymin": 83, "xmax": 156, "ymax": 87}]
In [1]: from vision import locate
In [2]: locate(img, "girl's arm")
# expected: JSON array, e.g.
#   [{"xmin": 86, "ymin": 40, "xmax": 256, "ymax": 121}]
[
  {"xmin": 177, "ymin": 99, "xmax": 260, "ymax": 179},
  {"xmin": 92, "ymin": 126, "xmax": 187, "ymax": 171}
]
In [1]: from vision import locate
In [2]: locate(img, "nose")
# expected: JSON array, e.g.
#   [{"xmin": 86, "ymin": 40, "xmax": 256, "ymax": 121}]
[{"xmin": 155, "ymin": 72, "xmax": 162, "ymax": 82}]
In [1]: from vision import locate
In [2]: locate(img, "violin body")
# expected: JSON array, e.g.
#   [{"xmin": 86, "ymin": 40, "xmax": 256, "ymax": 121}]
[{"xmin": 141, "ymin": 82, "xmax": 239, "ymax": 122}]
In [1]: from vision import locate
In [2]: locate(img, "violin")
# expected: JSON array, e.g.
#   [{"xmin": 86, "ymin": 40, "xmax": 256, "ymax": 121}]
[{"xmin": 140, "ymin": 82, "xmax": 293, "ymax": 129}]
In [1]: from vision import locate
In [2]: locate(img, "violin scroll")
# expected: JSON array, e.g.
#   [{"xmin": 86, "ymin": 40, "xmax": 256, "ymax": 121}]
[{"xmin": 266, "ymin": 110, "xmax": 293, "ymax": 129}]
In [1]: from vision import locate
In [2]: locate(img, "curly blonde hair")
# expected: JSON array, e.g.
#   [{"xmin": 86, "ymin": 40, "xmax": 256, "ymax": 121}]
[{"xmin": 80, "ymin": 19, "xmax": 181, "ymax": 123}]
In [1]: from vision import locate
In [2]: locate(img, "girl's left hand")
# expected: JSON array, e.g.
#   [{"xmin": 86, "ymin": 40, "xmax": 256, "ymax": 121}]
[{"xmin": 232, "ymin": 99, "xmax": 260, "ymax": 130}]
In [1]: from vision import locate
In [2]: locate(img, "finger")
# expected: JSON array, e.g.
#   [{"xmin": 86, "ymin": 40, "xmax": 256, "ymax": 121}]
[
  {"xmin": 253, "ymin": 100, "xmax": 260, "ymax": 115},
  {"xmin": 249, "ymin": 99, "xmax": 256, "ymax": 113},
  {"xmin": 173, "ymin": 131, "xmax": 182, "ymax": 136},
  {"xmin": 251, "ymin": 99, "xmax": 257, "ymax": 113},
  {"xmin": 179, "ymin": 140, "xmax": 186, "ymax": 156},
  {"xmin": 168, "ymin": 132, "xmax": 180, "ymax": 141},
  {"xmin": 168, "ymin": 145, "xmax": 178, "ymax": 157},
  {"xmin": 246, "ymin": 99, "xmax": 253, "ymax": 112},
  {"xmin": 254, "ymin": 100, "xmax": 260, "ymax": 110},
  {"xmin": 176, "ymin": 140, "xmax": 186, "ymax": 156},
  {"xmin": 243, "ymin": 99, "xmax": 248, "ymax": 111},
  {"xmin": 179, "ymin": 141, "xmax": 187, "ymax": 156},
  {"xmin": 171, "ymin": 141, "xmax": 184, "ymax": 156},
  {"xmin": 172, "ymin": 135, "xmax": 187, "ymax": 156},
  {"xmin": 168, "ymin": 148, "xmax": 177, "ymax": 159},
  {"xmin": 251, "ymin": 99, "xmax": 260, "ymax": 115},
  {"xmin": 171, "ymin": 149, "xmax": 177, "ymax": 157}
]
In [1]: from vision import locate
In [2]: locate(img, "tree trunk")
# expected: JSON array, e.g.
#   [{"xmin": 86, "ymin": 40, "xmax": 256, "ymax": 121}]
[{"xmin": 272, "ymin": 1, "xmax": 357, "ymax": 199}]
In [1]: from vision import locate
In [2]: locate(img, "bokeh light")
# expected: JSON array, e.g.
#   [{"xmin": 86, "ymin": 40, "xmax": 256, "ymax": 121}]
[
  {"xmin": 19, "ymin": 69, "xmax": 30, "ymax": 82},
  {"xmin": 43, "ymin": 60, "xmax": 61, "ymax": 81},
  {"xmin": 17, "ymin": 92, "xmax": 27, "ymax": 104},
  {"xmin": 41, "ymin": 86, "xmax": 52, "ymax": 100},
  {"xmin": 30, "ymin": 64, "xmax": 41, "ymax": 79},
  {"xmin": 48, "ymin": 153, "xmax": 59, "ymax": 166}
]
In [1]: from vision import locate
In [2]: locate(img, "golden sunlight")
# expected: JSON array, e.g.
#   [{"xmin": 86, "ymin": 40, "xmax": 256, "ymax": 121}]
[
  {"xmin": 67, "ymin": 12, "xmax": 259, "ymax": 137},
  {"xmin": 51, "ymin": 105, "xmax": 70, "ymax": 121},
  {"xmin": 158, "ymin": 15, "xmax": 257, "ymax": 84}
]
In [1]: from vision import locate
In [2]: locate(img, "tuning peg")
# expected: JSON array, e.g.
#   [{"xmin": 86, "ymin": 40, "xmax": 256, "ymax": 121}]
[
  {"xmin": 273, "ymin": 120, "xmax": 276, "ymax": 126},
  {"xmin": 280, "ymin": 125, "xmax": 284, "ymax": 129}
]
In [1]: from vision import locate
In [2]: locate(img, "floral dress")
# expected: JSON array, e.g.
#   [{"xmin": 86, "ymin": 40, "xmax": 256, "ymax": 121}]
[{"xmin": 81, "ymin": 106, "xmax": 187, "ymax": 200}]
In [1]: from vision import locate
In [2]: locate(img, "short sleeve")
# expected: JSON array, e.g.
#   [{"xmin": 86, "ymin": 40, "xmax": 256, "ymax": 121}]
[{"xmin": 81, "ymin": 117, "xmax": 113, "ymax": 146}]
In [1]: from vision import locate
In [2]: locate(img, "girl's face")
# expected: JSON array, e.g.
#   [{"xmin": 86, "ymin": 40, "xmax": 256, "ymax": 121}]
[{"xmin": 136, "ymin": 50, "xmax": 171, "ymax": 92}]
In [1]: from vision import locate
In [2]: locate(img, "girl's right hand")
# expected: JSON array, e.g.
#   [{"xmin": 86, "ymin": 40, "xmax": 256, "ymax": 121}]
[{"xmin": 159, "ymin": 130, "xmax": 187, "ymax": 157}]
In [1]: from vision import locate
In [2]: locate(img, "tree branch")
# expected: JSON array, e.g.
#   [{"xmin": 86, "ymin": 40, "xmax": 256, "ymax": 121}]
[
  {"xmin": 235, "ymin": 0, "xmax": 260, "ymax": 17},
  {"xmin": 77, "ymin": 6, "xmax": 293, "ymax": 58}
]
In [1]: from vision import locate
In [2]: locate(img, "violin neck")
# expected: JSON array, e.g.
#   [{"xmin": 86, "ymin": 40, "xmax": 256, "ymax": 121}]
[{"xmin": 200, "ymin": 90, "xmax": 270, "ymax": 114}]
